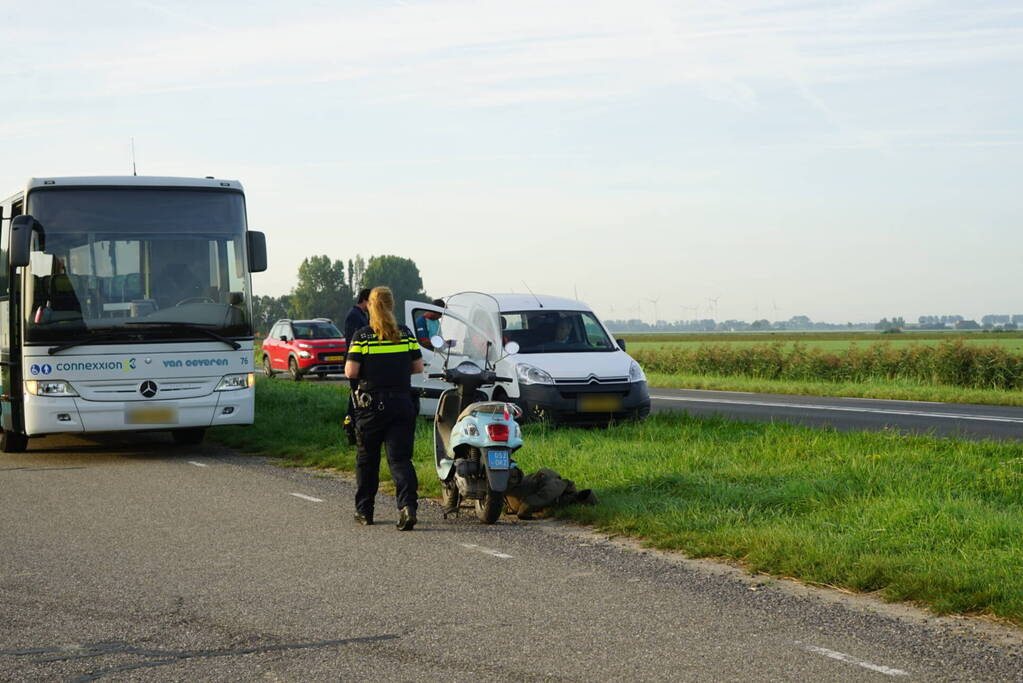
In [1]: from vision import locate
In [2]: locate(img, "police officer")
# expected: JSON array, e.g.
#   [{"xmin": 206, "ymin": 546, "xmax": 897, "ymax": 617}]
[{"xmin": 345, "ymin": 286, "xmax": 423, "ymax": 530}]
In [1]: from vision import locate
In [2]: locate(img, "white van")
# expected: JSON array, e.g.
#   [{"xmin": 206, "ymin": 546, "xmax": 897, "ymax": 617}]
[{"xmin": 406, "ymin": 292, "xmax": 651, "ymax": 423}]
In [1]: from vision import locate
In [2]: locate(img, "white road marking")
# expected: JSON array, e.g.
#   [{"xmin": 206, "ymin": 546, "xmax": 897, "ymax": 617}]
[
  {"xmin": 460, "ymin": 543, "xmax": 513, "ymax": 559},
  {"xmin": 187, "ymin": 461, "xmax": 208, "ymax": 468},
  {"xmin": 801, "ymin": 644, "xmax": 909, "ymax": 677},
  {"xmin": 290, "ymin": 493, "xmax": 324, "ymax": 503},
  {"xmin": 650, "ymin": 394, "xmax": 1023, "ymax": 424}
]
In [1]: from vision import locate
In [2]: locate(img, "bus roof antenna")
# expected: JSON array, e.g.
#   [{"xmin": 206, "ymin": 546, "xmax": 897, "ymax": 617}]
[
  {"xmin": 522, "ymin": 281, "xmax": 543, "ymax": 308},
  {"xmin": 130, "ymin": 138, "xmax": 137, "ymax": 176}
]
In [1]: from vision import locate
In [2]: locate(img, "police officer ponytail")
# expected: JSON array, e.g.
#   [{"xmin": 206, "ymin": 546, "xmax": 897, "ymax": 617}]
[{"xmin": 368, "ymin": 286, "xmax": 401, "ymax": 343}]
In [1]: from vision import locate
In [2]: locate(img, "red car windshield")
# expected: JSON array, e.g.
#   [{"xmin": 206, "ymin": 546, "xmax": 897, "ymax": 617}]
[{"xmin": 293, "ymin": 322, "xmax": 342, "ymax": 340}]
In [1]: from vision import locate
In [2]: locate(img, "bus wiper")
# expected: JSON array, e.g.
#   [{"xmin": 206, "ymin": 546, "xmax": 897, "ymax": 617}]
[
  {"xmin": 48, "ymin": 330, "xmax": 144, "ymax": 355},
  {"xmin": 124, "ymin": 322, "xmax": 242, "ymax": 350}
]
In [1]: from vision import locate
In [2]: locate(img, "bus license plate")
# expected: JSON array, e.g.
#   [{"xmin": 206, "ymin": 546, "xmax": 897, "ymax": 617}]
[
  {"xmin": 578, "ymin": 394, "xmax": 623, "ymax": 413},
  {"xmin": 324, "ymin": 355, "xmax": 342, "ymax": 361},
  {"xmin": 126, "ymin": 406, "xmax": 179, "ymax": 424},
  {"xmin": 487, "ymin": 450, "xmax": 510, "ymax": 470}
]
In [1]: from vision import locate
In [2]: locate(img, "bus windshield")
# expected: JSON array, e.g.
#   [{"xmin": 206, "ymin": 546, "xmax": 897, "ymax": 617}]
[{"xmin": 24, "ymin": 188, "xmax": 253, "ymax": 344}]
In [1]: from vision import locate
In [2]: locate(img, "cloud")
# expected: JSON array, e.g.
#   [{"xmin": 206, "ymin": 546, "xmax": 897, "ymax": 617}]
[{"xmin": 15, "ymin": 0, "xmax": 1023, "ymax": 109}]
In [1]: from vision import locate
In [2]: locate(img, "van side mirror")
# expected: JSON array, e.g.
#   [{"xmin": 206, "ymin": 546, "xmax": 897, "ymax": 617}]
[
  {"xmin": 616, "ymin": 338, "xmax": 627, "ymax": 352},
  {"xmin": 247, "ymin": 231, "xmax": 267, "ymax": 273},
  {"xmin": 9, "ymin": 215, "xmax": 40, "ymax": 268}
]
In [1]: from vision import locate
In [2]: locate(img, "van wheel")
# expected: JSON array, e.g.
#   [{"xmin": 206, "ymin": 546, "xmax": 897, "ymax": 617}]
[
  {"xmin": 289, "ymin": 357, "xmax": 302, "ymax": 381},
  {"xmin": 172, "ymin": 428, "xmax": 206, "ymax": 446},
  {"xmin": 262, "ymin": 355, "xmax": 274, "ymax": 378},
  {"xmin": 1, "ymin": 430, "xmax": 28, "ymax": 453}
]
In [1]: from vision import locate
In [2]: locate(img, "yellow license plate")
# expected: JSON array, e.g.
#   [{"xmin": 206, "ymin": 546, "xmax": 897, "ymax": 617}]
[
  {"xmin": 578, "ymin": 394, "xmax": 623, "ymax": 413},
  {"xmin": 324, "ymin": 355, "xmax": 343, "ymax": 361},
  {"xmin": 126, "ymin": 406, "xmax": 179, "ymax": 424}
]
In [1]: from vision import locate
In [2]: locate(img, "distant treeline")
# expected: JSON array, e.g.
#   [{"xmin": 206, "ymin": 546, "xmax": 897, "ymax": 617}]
[{"xmin": 633, "ymin": 339, "xmax": 1023, "ymax": 391}]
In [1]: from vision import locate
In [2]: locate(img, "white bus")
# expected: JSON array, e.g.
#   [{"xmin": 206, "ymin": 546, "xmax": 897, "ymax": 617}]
[{"xmin": 0, "ymin": 176, "xmax": 267, "ymax": 452}]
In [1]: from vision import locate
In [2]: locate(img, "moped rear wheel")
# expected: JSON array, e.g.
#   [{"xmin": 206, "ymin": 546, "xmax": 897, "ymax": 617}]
[{"xmin": 475, "ymin": 490, "xmax": 504, "ymax": 524}]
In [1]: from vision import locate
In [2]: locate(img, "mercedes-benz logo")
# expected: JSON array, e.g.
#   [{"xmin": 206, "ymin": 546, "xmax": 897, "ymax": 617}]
[{"xmin": 139, "ymin": 380, "xmax": 159, "ymax": 398}]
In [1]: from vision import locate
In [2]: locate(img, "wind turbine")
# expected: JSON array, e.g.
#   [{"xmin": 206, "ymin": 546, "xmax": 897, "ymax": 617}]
[
  {"xmin": 706, "ymin": 296, "xmax": 720, "ymax": 321},
  {"xmin": 647, "ymin": 295, "xmax": 661, "ymax": 326}
]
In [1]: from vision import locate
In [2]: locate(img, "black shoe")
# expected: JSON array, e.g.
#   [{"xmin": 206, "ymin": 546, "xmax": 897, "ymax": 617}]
[
  {"xmin": 396, "ymin": 506, "xmax": 417, "ymax": 531},
  {"xmin": 354, "ymin": 513, "xmax": 373, "ymax": 526}
]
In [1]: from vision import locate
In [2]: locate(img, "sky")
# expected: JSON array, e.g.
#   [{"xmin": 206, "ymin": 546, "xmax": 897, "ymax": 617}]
[{"xmin": 2, "ymin": 0, "xmax": 1021, "ymax": 324}]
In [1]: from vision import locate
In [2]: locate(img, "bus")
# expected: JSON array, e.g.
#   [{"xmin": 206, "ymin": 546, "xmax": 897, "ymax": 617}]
[{"xmin": 0, "ymin": 176, "xmax": 267, "ymax": 452}]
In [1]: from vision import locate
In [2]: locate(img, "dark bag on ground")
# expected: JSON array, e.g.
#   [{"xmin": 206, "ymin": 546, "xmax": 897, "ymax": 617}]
[{"xmin": 503, "ymin": 467, "xmax": 598, "ymax": 520}]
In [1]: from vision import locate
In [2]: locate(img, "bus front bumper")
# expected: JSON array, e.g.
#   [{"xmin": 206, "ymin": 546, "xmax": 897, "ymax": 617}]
[{"xmin": 22, "ymin": 388, "xmax": 255, "ymax": 436}]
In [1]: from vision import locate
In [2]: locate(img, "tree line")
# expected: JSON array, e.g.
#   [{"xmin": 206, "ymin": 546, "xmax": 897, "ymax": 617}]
[{"xmin": 251, "ymin": 254, "xmax": 429, "ymax": 334}]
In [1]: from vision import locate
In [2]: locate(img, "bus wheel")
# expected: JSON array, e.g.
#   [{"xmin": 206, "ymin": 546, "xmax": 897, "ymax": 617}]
[
  {"xmin": 172, "ymin": 428, "xmax": 206, "ymax": 446},
  {"xmin": 0, "ymin": 430, "xmax": 28, "ymax": 453}
]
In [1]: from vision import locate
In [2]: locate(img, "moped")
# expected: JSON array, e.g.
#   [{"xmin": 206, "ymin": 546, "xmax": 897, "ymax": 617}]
[{"xmin": 429, "ymin": 335, "xmax": 523, "ymax": 524}]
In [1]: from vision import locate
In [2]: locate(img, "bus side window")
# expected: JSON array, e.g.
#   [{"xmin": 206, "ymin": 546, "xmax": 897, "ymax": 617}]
[{"xmin": 0, "ymin": 203, "xmax": 8, "ymax": 296}]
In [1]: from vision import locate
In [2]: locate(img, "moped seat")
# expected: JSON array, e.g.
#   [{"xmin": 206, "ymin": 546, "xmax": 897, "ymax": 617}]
[{"xmin": 457, "ymin": 401, "xmax": 514, "ymax": 422}]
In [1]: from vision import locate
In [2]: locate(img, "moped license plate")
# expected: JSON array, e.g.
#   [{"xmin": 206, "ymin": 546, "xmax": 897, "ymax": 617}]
[{"xmin": 487, "ymin": 450, "xmax": 510, "ymax": 470}]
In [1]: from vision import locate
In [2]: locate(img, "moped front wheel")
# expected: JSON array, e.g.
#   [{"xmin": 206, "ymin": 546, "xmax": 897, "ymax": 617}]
[
  {"xmin": 441, "ymin": 481, "xmax": 461, "ymax": 516},
  {"xmin": 475, "ymin": 489, "xmax": 504, "ymax": 524}
]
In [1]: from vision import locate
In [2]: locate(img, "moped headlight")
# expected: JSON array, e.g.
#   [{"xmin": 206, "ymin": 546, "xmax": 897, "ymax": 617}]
[
  {"xmin": 515, "ymin": 363, "xmax": 554, "ymax": 385},
  {"xmin": 25, "ymin": 380, "xmax": 79, "ymax": 397},
  {"xmin": 216, "ymin": 373, "xmax": 255, "ymax": 391},
  {"xmin": 629, "ymin": 361, "xmax": 646, "ymax": 383}
]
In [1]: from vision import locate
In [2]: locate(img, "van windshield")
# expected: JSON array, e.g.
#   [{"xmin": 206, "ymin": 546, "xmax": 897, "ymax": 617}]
[{"xmin": 501, "ymin": 310, "xmax": 614, "ymax": 353}]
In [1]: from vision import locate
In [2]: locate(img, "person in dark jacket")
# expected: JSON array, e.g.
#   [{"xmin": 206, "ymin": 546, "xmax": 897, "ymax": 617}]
[
  {"xmin": 342, "ymin": 289, "xmax": 372, "ymax": 443},
  {"xmin": 345, "ymin": 286, "xmax": 424, "ymax": 530},
  {"xmin": 344, "ymin": 289, "xmax": 371, "ymax": 352}
]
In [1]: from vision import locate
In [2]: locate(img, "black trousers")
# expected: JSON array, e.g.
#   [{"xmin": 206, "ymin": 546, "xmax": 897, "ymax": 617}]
[{"xmin": 354, "ymin": 395, "xmax": 418, "ymax": 515}]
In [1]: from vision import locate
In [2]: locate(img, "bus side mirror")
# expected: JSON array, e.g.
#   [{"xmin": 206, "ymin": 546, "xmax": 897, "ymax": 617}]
[
  {"xmin": 9, "ymin": 215, "xmax": 39, "ymax": 268},
  {"xmin": 247, "ymin": 231, "xmax": 267, "ymax": 273}
]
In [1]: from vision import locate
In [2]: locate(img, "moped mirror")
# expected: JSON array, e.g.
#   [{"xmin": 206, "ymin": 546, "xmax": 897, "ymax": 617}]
[
  {"xmin": 430, "ymin": 335, "xmax": 445, "ymax": 350},
  {"xmin": 503, "ymin": 341, "xmax": 520, "ymax": 355}
]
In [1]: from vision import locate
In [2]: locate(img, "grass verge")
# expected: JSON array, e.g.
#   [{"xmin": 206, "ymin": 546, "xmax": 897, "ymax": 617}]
[
  {"xmin": 647, "ymin": 372, "xmax": 1023, "ymax": 407},
  {"xmin": 211, "ymin": 378, "xmax": 1023, "ymax": 622}
]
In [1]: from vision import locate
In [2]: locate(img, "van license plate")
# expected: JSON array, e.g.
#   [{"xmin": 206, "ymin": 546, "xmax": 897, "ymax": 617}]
[
  {"xmin": 578, "ymin": 394, "xmax": 623, "ymax": 412},
  {"xmin": 126, "ymin": 406, "xmax": 178, "ymax": 424},
  {"xmin": 487, "ymin": 450, "xmax": 510, "ymax": 469}
]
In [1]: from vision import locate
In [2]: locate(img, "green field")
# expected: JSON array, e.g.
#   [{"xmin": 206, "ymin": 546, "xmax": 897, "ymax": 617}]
[
  {"xmin": 211, "ymin": 378, "xmax": 1023, "ymax": 623},
  {"xmin": 627, "ymin": 333, "xmax": 1023, "ymax": 354},
  {"xmin": 622, "ymin": 333, "xmax": 1023, "ymax": 405}
]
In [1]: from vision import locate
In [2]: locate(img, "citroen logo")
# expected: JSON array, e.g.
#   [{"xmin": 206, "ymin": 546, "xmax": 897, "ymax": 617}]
[{"xmin": 139, "ymin": 380, "xmax": 159, "ymax": 398}]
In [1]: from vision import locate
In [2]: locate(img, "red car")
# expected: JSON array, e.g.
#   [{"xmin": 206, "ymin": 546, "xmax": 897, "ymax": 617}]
[{"xmin": 262, "ymin": 318, "xmax": 348, "ymax": 381}]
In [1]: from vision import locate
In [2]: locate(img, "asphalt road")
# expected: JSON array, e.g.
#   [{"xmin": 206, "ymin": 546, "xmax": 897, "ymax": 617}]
[
  {"xmin": 3, "ymin": 434, "xmax": 1022, "ymax": 681},
  {"xmin": 649, "ymin": 388, "xmax": 1023, "ymax": 440}
]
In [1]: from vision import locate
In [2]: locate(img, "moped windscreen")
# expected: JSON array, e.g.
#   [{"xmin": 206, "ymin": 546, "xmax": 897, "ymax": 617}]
[{"xmin": 436, "ymin": 292, "xmax": 502, "ymax": 367}]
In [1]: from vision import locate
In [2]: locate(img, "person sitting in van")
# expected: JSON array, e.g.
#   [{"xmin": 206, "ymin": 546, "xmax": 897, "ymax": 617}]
[{"xmin": 415, "ymin": 299, "xmax": 445, "ymax": 350}]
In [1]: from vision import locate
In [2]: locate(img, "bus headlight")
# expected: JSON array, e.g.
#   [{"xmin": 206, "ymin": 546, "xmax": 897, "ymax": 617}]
[
  {"xmin": 216, "ymin": 373, "xmax": 255, "ymax": 391},
  {"xmin": 25, "ymin": 380, "xmax": 79, "ymax": 397}
]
